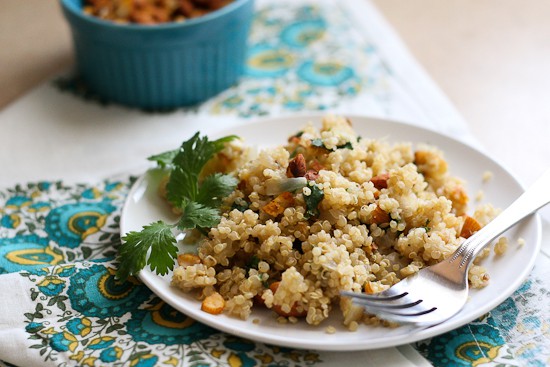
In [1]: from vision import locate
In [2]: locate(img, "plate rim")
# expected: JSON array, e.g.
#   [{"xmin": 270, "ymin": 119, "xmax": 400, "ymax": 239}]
[{"xmin": 120, "ymin": 113, "xmax": 542, "ymax": 351}]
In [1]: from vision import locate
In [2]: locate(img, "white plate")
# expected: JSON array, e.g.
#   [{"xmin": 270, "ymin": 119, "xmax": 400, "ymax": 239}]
[{"xmin": 120, "ymin": 114, "xmax": 541, "ymax": 351}]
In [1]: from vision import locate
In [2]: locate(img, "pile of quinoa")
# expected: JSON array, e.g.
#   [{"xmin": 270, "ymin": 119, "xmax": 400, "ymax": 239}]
[{"xmin": 171, "ymin": 115, "xmax": 499, "ymax": 329}]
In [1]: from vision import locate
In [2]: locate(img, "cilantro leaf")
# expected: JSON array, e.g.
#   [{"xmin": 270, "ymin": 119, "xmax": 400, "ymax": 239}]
[
  {"xmin": 171, "ymin": 133, "xmax": 212, "ymax": 179},
  {"xmin": 147, "ymin": 149, "xmax": 178, "ymax": 168},
  {"xmin": 171, "ymin": 133, "xmax": 237, "ymax": 178},
  {"xmin": 304, "ymin": 183, "xmax": 324, "ymax": 219},
  {"xmin": 167, "ymin": 133, "xmax": 238, "ymax": 209},
  {"xmin": 212, "ymin": 135, "xmax": 239, "ymax": 151},
  {"xmin": 177, "ymin": 202, "xmax": 221, "ymax": 230},
  {"xmin": 196, "ymin": 173, "xmax": 238, "ymax": 208},
  {"xmin": 166, "ymin": 167, "xmax": 197, "ymax": 207},
  {"xmin": 146, "ymin": 135, "xmax": 237, "ymax": 170},
  {"xmin": 116, "ymin": 221, "xmax": 178, "ymax": 282}
]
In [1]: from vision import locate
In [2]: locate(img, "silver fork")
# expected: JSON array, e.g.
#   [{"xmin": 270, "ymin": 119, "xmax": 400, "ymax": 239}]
[{"xmin": 341, "ymin": 168, "xmax": 550, "ymax": 327}]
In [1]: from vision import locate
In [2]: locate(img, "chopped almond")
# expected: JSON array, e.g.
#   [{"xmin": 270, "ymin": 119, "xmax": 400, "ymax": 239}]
[
  {"xmin": 310, "ymin": 160, "xmax": 324, "ymax": 172},
  {"xmin": 371, "ymin": 206, "xmax": 390, "ymax": 225},
  {"xmin": 261, "ymin": 192, "xmax": 295, "ymax": 217},
  {"xmin": 273, "ymin": 302, "xmax": 307, "ymax": 317},
  {"xmin": 177, "ymin": 253, "xmax": 201, "ymax": 267},
  {"xmin": 286, "ymin": 154, "xmax": 307, "ymax": 178},
  {"xmin": 288, "ymin": 136, "xmax": 301, "ymax": 144},
  {"xmin": 370, "ymin": 173, "xmax": 389, "ymax": 190},
  {"xmin": 304, "ymin": 170, "xmax": 319, "ymax": 181},
  {"xmin": 270, "ymin": 282, "xmax": 307, "ymax": 318},
  {"xmin": 254, "ymin": 292, "xmax": 266, "ymax": 307},
  {"xmin": 201, "ymin": 292, "xmax": 225, "ymax": 315},
  {"xmin": 237, "ymin": 179, "xmax": 247, "ymax": 191},
  {"xmin": 460, "ymin": 215, "xmax": 481, "ymax": 239}
]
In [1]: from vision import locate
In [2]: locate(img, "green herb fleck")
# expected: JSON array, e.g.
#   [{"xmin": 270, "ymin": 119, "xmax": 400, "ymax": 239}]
[
  {"xmin": 336, "ymin": 142, "xmax": 353, "ymax": 150},
  {"xmin": 231, "ymin": 200, "xmax": 249, "ymax": 212},
  {"xmin": 247, "ymin": 255, "xmax": 260, "ymax": 271},
  {"xmin": 311, "ymin": 138, "xmax": 325, "ymax": 148},
  {"xmin": 304, "ymin": 183, "xmax": 324, "ymax": 219},
  {"xmin": 311, "ymin": 138, "xmax": 353, "ymax": 151},
  {"xmin": 423, "ymin": 219, "xmax": 431, "ymax": 232}
]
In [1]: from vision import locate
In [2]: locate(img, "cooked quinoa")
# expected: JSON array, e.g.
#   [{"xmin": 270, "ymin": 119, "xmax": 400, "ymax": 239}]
[{"xmin": 171, "ymin": 115, "xmax": 500, "ymax": 328}]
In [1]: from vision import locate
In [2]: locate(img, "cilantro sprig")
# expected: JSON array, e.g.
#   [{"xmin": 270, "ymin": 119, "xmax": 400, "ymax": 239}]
[{"xmin": 116, "ymin": 133, "xmax": 238, "ymax": 282}]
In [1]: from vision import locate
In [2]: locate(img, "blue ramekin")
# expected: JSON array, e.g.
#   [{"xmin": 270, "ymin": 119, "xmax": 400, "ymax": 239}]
[{"xmin": 60, "ymin": 0, "xmax": 254, "ymax": 109}]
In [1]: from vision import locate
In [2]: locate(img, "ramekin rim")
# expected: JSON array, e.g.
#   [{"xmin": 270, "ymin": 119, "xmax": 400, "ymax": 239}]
[{"xmin": 59, "ymin": 0, "xmax": 252, "ymax": 31}]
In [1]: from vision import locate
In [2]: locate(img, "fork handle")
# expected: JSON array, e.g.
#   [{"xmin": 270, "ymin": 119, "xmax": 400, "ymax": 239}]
[{"xmin": 450, "ymin": 168, "xmax": 550, "ymax": 268}]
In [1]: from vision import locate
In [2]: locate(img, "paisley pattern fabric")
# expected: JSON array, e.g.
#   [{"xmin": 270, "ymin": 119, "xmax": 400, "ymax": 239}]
[
  {"xmin": 0, "ymin": 180, "xmax": 322, "ymax": 367},
  {"xmin": 2, "ymin": 179, "xmax": 548, "ymax": 367},
  {"xmin": 2, "ymin": 183, "xmax": 548, "ymax": 367}
]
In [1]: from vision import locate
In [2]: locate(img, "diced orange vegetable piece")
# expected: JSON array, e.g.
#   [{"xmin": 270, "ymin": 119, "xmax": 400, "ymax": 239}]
[
  {"xmin": 460, "ymin": 215, "xmax": 481, "ymax": 239},
  {"xmin": 177, "ymin": 253, "xmax": 201, "ymax": 267},
  {"xmin": 269, "ymin": 282, "xmax": 306, "ymax": 318},
  {"xmin": 269, "ymin": 281, "xmax": 281, "ymax": 294},
  {"xmin": 449, "ymin": 186, "xmax": 469, "ymax": 215},
  {"xmin": 414, "ymin": 150, "xmax": 448, "ymax": 178},
  {"xmin": 370, "ymin": 173, "xmax": 389, "ymax": 190},
  {"xmin": 371, "ymin": 206, "xmax": 390, "ymax": 225},
  {"xmin": 254, "ymin": 292, "xmax": 266, "ymax": 307},
  {"xmin": 261, "ymin": 192, "xmax": 295, "ymax": 217},
  {"xmin": 201, "ymin": 292, "xmax": 225, "ymax": 315}
]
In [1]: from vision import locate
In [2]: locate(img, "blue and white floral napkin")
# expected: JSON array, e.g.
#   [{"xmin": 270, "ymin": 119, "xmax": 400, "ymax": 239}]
[
  {"xmin": 1, "ymin": 1, "xmax": 549, "ymax": 366},
  {"xmin": 0, "ymin": 180, "xmax": 431, "ymax": 367}
]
